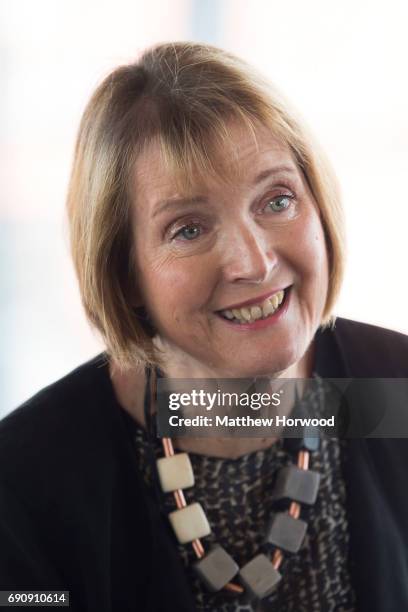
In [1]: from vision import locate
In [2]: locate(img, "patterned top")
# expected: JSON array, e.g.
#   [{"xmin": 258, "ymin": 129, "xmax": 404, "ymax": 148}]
[{"xmin": 128, "ymin": 381, "xmax": 356, "ymax": 612}]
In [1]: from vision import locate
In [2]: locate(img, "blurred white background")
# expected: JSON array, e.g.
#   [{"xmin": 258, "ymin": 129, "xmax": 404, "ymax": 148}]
[{"xmin": 1, "ymin": 0, "xmax": 407, "ymax": 415}]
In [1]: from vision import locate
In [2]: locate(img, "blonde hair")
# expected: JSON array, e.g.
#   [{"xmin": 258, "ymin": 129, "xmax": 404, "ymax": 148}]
[{"xmin": 66, "ymin": 42, "xmax": 345, "ymax": 370}]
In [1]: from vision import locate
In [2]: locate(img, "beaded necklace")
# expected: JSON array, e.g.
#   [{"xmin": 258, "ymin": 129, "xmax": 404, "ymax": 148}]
[{"xmin": 144, "ymin": 366, "xmax": 321, "ymax": 603}]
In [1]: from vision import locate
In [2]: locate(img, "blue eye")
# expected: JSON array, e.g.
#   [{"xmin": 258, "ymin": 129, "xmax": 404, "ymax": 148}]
[
  {"xmin": 266, "ymin": 195, "xmax": 292, "ymax": 212},
  {"xmin": 175, "ymin": 224, "xmax": 201, "ymax": 240}
]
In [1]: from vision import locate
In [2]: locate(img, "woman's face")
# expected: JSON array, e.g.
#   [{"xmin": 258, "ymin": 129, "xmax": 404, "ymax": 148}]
[{"xmin": 130, "ymin": 122, "xmax": 329, "ymax": 377}]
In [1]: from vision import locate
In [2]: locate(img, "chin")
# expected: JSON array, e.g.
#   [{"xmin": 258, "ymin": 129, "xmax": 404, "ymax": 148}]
[{"xmin": 225, "ymin": 344, "xmax": 303, "ymax": 378}]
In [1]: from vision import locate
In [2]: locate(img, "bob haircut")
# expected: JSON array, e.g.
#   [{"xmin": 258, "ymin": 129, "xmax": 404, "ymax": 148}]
[{"xmin": 66, "ymin": 42, "xmax": 345, "ymax": 370}]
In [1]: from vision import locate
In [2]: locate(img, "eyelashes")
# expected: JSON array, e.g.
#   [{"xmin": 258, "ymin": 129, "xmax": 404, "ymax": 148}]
[
  {"xmin": 166, "ymin": 188, "xmax": 299, "ymax": 244},
  {"xmin": 169, "ymin": 217, "xmax": 210, "ymax": 242},
  {"xmin": 262, "ymin": 194, "xmax": 294, "ymax": 214},
  {"xmin": 173, "ymin": 223, "xmax": 204, "ymax": 241}
]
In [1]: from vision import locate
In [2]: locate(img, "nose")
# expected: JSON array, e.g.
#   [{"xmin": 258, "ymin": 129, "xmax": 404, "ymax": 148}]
[{"xmin": 221, "ymin": 221, "xmax": 278, "ymax": 284}]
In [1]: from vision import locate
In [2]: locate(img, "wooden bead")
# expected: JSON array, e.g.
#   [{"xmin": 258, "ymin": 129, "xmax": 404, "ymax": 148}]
[
  {"xmin": 156, "ymin": 453, "xmax": 195, "ymax": 492},
  {"xmin": 168, "ymin": 503, "xmax": 211, "ymax": 544},
  {"xmin": 266, "ymin": 512, "xmax": 307, "ymax": 553},
  {"xmin": 193, "ymin": 545, "xmax": 239, "ymax": 591},
  {"xmin": 239, "ymin": 554, "xmax": 281, "ymax": 599},
  {"xmin": 273, "ymin": 465, "xmax": 320, "ymax": 505}
]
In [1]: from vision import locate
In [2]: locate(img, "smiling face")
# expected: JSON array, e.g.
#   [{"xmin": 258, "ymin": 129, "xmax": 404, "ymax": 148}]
[{"xmin": 130, "ymin": 122, "xmax": 329, "ymax": 378}]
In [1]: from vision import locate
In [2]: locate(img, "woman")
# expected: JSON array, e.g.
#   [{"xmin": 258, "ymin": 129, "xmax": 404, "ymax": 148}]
[{"xmin": 1, "ymin": 42, "xmax": 408, "ymax": 612}]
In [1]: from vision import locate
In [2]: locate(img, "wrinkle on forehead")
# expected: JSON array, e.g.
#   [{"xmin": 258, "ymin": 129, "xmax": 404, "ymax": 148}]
[{"xmin": 133, "ymin": 120, "xmax": 298, "ymax": 208}]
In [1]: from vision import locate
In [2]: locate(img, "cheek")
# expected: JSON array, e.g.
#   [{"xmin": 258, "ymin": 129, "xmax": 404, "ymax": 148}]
[
  {"xmin": 302, "ymin": 213, "xmax": 327, "ymax": 269},
  {"xmin": 288, "ymin": 214, "xmax": 329, "ymax": 301},
  {"xmin": 137, "ymin": 249, "xmax": 215, "ymax": 319}
]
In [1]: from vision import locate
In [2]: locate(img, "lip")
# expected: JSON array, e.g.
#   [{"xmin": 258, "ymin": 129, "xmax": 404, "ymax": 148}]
[
  {"xmin": 216, "ymin": 287, "xmax": 289, "ymax": 312},
  {"xmin": 216, "ymin": 286, "xmax": 291, "ymax": 330}
]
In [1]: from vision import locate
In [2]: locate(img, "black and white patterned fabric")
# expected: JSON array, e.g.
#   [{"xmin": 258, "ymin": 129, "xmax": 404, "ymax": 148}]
[{"xmin": 129, "ymin": 379, "xmax": 356, "ymax": 611}]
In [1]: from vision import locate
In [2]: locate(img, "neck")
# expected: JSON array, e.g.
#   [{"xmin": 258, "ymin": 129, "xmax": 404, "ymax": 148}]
[
  {"xmin": 153, "ymin": 335, "xmax": 315, "ymax": 380},
  {"xmin": 110, "ymin": 343, "xmax": 315, "ymax": 459}
]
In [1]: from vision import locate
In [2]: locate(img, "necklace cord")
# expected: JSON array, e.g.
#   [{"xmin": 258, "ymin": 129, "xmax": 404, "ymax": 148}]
[{"xmin": 143, "ymin": 365, "xmax": 166, "ymax": 507}]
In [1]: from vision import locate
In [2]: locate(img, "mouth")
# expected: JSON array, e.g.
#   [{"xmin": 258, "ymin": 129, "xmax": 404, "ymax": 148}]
[{"xmin": 216, "ymin": 286, "xmax": 291, "ymax": 326}]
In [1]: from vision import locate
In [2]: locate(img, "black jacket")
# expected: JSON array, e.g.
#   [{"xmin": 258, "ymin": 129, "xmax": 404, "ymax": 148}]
[{"xmin": 1, "ymin": 318, "xmax": 408, "ymax": 611}]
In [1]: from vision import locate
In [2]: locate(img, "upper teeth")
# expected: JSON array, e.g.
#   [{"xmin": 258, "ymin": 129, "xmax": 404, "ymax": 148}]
[{"xmin": 221, "ymin": 290, "xmax": 285, "ymax": 323}]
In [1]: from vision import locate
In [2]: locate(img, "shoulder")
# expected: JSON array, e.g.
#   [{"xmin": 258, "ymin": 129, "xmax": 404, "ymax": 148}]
[
  {"xmin": 0, "ymin": 353, "xmax": 117, "ymax": 488},
  {"xmin": 0, "ymin": 352, "xmax": 112, "ymax": 438},
  {"xmin": 333, "ymin": 317, "xmax": 408, "ymax": 351},
  {"xmin": 317, "ymin": 317, "xmax": 408, "ymax": 377},
  {"xmin": 12, "ymin": 352, "xmax": 110, "ymax": 409}
]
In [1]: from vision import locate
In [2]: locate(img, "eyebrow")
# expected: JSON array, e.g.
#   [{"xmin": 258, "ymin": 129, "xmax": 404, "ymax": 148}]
[
  {"xmin": 251, "ymin": 164, "xmax": 297, "ymax": 186},
  {"xmin": 152, "ymin": 195, "xmax": 208, "ymax": 219},
  {"xmin": 151, "ymin": 165, "xmax": 297, "ymax": 219}
]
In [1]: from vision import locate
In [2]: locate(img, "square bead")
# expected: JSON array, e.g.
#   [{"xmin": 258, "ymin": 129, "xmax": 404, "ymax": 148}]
[
  {"xmin": 266, "ymin": 512, "xmax": 307, "ymax": 553},
  {"xmin": 156, "ymin": 453, "xmax": 195, "ymax": 492},
  {"xmin": 168, "ymin": 502, "xmax": 211, "ymax": 544},
  {"xmin": 273, "ymin": 466, "xmax": 320, "ymax": 505},
  {"xmin": 193, "ymin": 545, "xmax": 239, "ymax": 591},
  {"xmin": 239, "ymin": 554, "xmax": 281, "ymax": 599}
]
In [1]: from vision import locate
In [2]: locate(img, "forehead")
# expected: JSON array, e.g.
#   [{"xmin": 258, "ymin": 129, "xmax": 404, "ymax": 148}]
[{"xmin": 132, "ymin": 122, "xmax": 298, "ymax": 206}]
